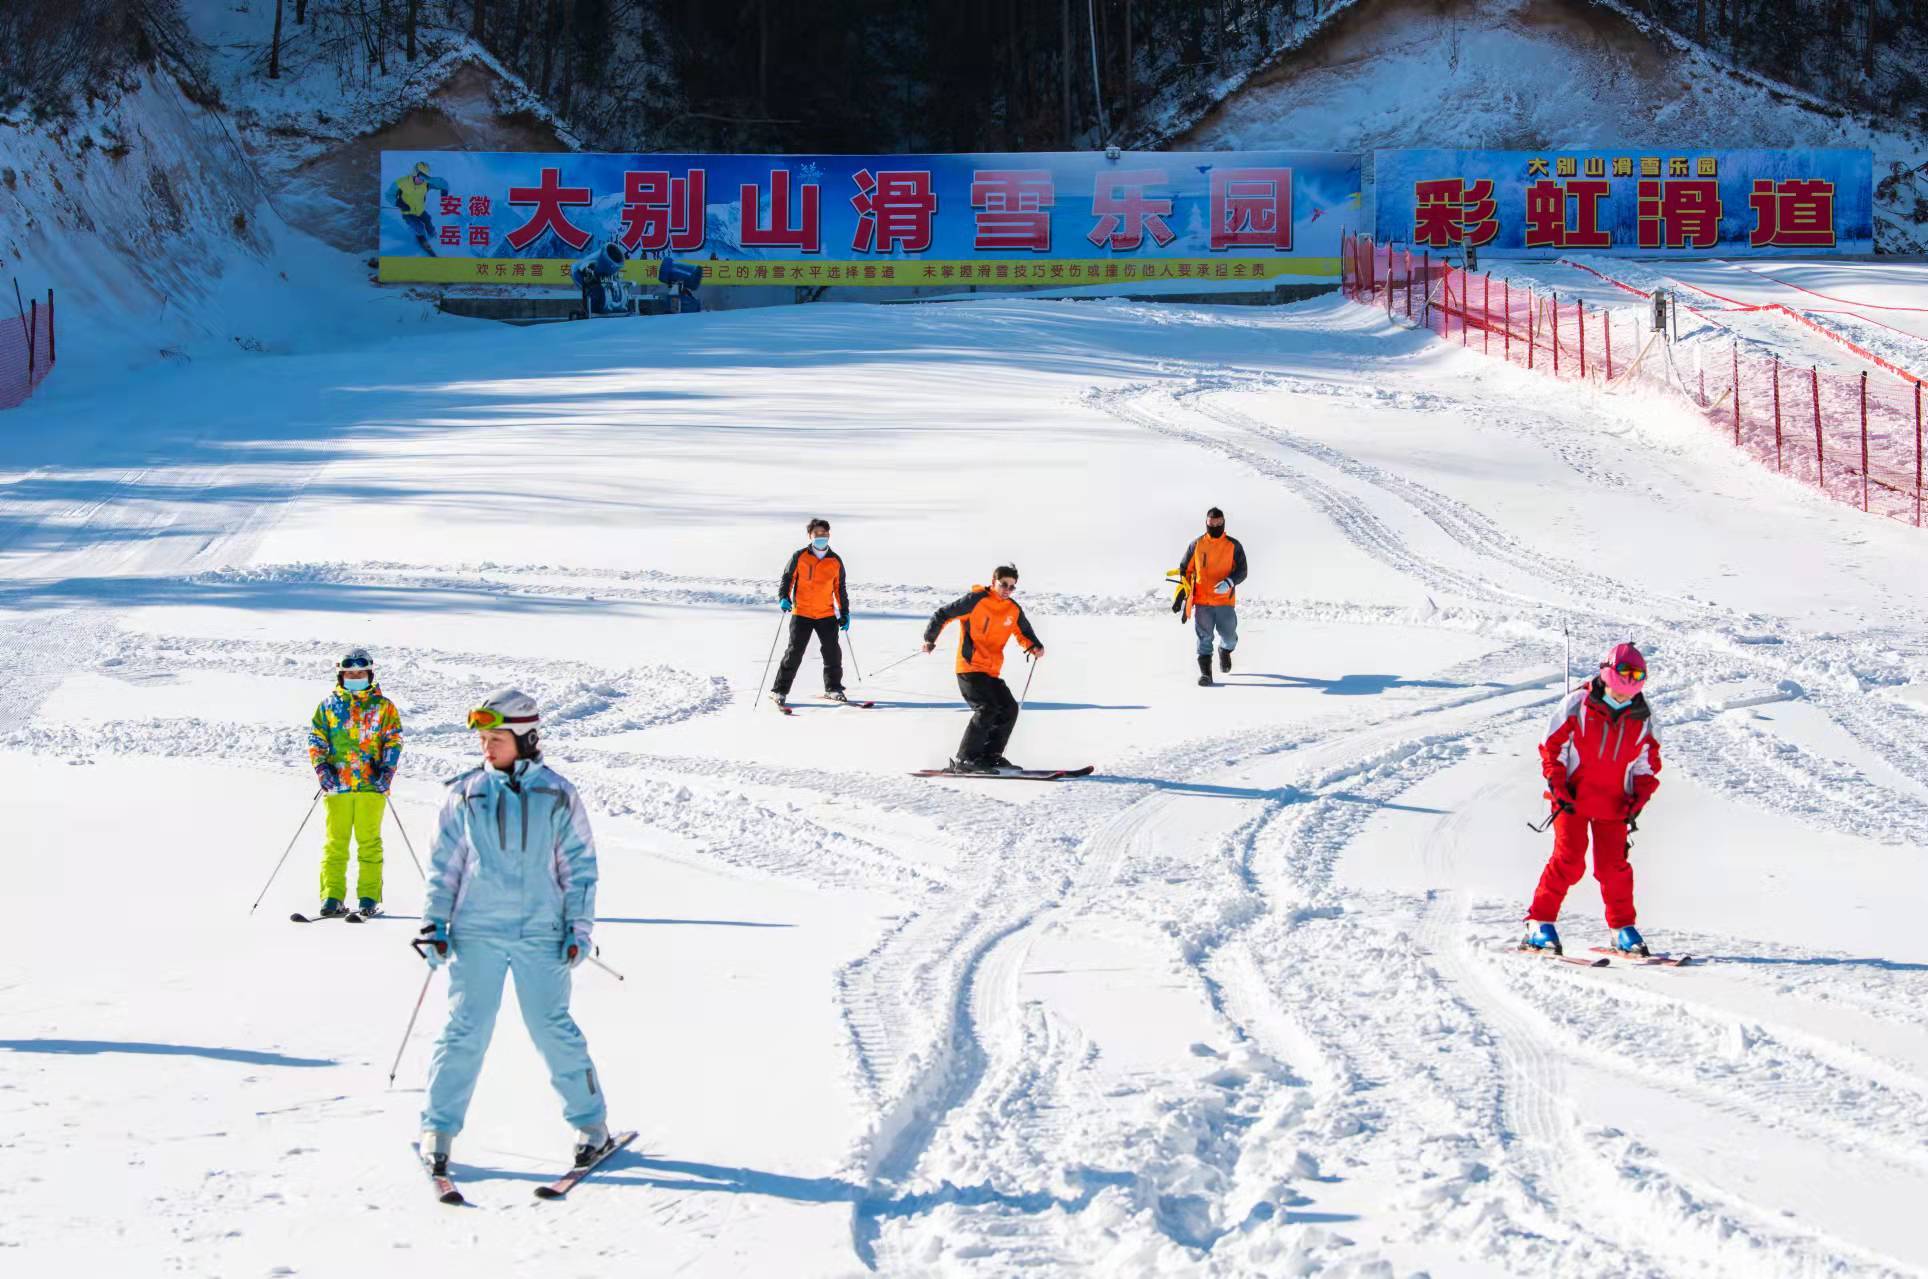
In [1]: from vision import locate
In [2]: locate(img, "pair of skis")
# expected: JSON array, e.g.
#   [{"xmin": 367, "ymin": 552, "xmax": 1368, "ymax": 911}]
[
  {"xmin": 932, "ymin": 767, "xmax": 1094, "ymax": 780},
  {"xmin": 426, "ymin": 1130, "xmax": 637, "ymax": 1206},
  {"xmin": 773, "ymin": 694, "xmax": 876, "ymax": 715},
  {"xmin": 1516, "ymin": 945, "xmax": 1693, "ymax": 968},
  {"xmin": 289, "ymin": 907, "xmax": 385, "ymax": 925}
]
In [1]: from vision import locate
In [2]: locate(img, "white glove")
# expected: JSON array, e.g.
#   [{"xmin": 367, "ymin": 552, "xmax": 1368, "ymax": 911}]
[{"xmin": 1214, "ymin": 579, "xmax": 1234, "ymax": 594}]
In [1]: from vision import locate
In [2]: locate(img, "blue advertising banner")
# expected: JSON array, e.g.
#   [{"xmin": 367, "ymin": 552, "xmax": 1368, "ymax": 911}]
[
  {"xmin": 378, "ymin": 150, "xmax": 1362, "ymax": 286},
  {"xmin": 1373, "ymin": 148, "xmax": 1873, "ymax": 257}
]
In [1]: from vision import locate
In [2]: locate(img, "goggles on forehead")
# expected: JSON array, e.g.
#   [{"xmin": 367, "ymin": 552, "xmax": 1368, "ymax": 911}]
[{"xmin": 467, "ymin": 706, "xmax": 538, "ymax": 732}]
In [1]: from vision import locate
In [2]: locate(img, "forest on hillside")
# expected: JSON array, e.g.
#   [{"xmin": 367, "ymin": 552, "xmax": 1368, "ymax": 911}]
[{"xmin": 4, "ymin": 1, "xmax": 1926, "ymax": 152}]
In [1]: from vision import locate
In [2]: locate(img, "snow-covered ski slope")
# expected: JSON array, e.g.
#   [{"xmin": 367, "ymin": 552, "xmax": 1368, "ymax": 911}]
[{"xmin": 4, "ymin": 293, "xmax": 1928, "ymax": 1277}]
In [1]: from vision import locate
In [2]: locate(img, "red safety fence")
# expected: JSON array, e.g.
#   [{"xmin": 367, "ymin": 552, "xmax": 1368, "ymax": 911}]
[
  {"xmin": 0, "ymin": 289, "xmax": 57, "ymax": 409},
  {"xmin": 1340, "ymin": 234, "xmax": 1925, "ymax": 528}
]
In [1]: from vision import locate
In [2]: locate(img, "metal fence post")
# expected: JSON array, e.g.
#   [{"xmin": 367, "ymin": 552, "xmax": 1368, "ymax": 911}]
[
  {"xmin": 1916, "ymin": 379, "xmax": 1923, "ymax": 528},
  {"xmin": 1860, "ymin": 370, "xmax": 1870, "ymax": 513},
  {"xmin": 1578, "ymin": 299, "xmax": 1586, "ymax": 379},
  {"xmin": 1811, "ymin": 366, "xmax": 1824, "ymax": 489},
  {"xmin": 1604, "ymin": 309, "xmax": 1612, "ymax": 381},
  {"xmin": 1503, "ymin": 279, "xmax": 1511, "ymax": 361},
  {"xmin": 1772, "ymin": 356, "xmax": 1782, "ymax": 473}
]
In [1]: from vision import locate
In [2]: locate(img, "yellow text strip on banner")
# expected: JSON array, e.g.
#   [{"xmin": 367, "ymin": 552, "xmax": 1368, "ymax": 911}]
[{"xmin": 378, "ymin": 257, "xmax": 1339, "ymax": 286}]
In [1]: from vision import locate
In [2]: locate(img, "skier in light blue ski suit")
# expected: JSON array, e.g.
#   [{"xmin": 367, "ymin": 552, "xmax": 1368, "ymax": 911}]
[{"xmin": 416, "ymin": 688, "xmax": 609, "ymax": 1169}]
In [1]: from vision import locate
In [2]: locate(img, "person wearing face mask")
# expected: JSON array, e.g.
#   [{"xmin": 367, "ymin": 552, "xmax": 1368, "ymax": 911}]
[
  {"xmin": 1521, "ymin": 643, "xmax": 1663, "ymax": 958},
  {"xmin": 306, "ymin": 648, "xmax": 405, "ymax": 919},
  {"xmin": 921, "ymin": 565, "xmax": 1043, "ymax": 774},
  {"xmin": 1176, "ymin": 506, "xmax": 1248, "ymax": 686},
  {"xmin": 771, "ymin": 518, "xmax": 852, "ymax": 709}
]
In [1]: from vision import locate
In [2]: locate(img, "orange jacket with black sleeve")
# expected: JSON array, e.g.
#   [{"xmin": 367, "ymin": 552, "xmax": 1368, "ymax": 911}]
[
  {"xmin": 923, "ymin": 586, "xmax": 1040, "ymax": 678},
  {"xmin": 1179, "ymin": 533, "xmax": 1248, "ymax": 607},
  {"xmin": 777, "ymin": 547, "xmax": 849, "ymax": 620}
]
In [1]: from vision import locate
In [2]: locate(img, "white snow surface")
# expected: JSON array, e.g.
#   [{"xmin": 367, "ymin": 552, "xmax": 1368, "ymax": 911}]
[{"xmin": 5, "ymin": 292, "xmax": 1928, "ymax": 1277}]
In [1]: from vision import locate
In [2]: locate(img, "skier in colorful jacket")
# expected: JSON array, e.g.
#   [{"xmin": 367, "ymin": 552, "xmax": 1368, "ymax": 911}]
[
  {"xmin": 922, "ymin": 565, "xmax": 1043, "ymax": 773},
  {"xmin": 416, "ymin": 689, "xmax": 614, "ymax": 1175},
  {"xmin": 770, "ymin": 517, "xmax": 851, "ymax": 708},
  {"xmin": 306, "ymin": 649, "xmax": 404, "ymax": 917},
  {"xmin": 391, "ymin": 160, "xmax": 450, "ymax": 250},
  {"xmin": 1522, "ymin": 643, "xmax": 1663, "ymax": 957},
  {"xmin": 1177, "ymin": 506, "xmax": 1248, "ymax": 686}
]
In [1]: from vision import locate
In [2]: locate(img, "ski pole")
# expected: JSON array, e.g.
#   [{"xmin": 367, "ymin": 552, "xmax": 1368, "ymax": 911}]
[
  {"xmin": 752, "ymin": 614, "xmax": 784, "ymax": 713},
  {"xmin": 868, "ymin": 649, "xmax": 924, "ymax": 680},
  {"xmin": 386, "ymin": 800, "xmax": 427, "ymax": 881},
  {"xmin": 844, "ymin": 628, "xmax": 863, "ymax": 683},
  {"xmin": 249, "ymin": 789, "xmax": 323, "ymax": 914},
  {"xmin": 587, "ymin": 950, "xmax": 626, "ymax": 982},
  {"xmin": 1017, "ymin": 652, "xmax": 1039, "ymax": 713},
  {"xmin": 387, "ymin": 966, "xmax": 437, "ymax": 1085}
]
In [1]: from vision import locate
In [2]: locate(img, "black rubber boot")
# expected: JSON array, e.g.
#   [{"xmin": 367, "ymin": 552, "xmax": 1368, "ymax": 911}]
[
  {"xmin": 1197, "ymin": 654, "xmax": 1214, "ymax": 686},
  {"xmin": 1219, "ymin": 648, "xmax": 1233, "ymax": 673}
]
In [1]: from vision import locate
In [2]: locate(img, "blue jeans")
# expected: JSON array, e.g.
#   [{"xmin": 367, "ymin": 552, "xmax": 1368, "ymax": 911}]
[
  {"xmin": 1194, "ymin": 604, "xmax": 1238, "ymax": 657},
  {"xmin": 422, "ymin": 934, "xmax": 605, "ymax": 1137}
]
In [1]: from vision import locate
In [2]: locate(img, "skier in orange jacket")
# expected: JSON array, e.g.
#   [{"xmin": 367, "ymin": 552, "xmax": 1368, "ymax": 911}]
[
  {"xmin": 921, "ymin": 564, "xmax": 1043, "ymax": 774},
  {"xmin": 1176, "ymin": 506, "xmax": 1248, "ymax": 686}
]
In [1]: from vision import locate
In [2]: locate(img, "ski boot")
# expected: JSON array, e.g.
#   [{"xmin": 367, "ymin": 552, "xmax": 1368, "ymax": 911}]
[
  {"xmin": 989, "ymin": 755, "xmax": 1022, "ymax": 774},
  {"xmin": 420, "ymin": 1130, "xmax": 452, "ymax": 1176},
  {"xmin": 1197, "ymin": 654, "xmax": 1214, "ymax": 687},
  {"xmin": 356, "ymin": 897, "xmax": 381, "ymax": 918},
  {"xmin": 1610, "ymin": 925, "xmax": 1649, "ymax": 958},
  {"xmin": 1520, "ymin": 920, "xmax": 1562, "ymax": 955},
  {"xmin": 768, "ymin": 691, "xmax": 788, "ymax": 711},
  {"xmin": 824, "ymin": 689, "xmax": 850, "ymax": 703},
  {"xmin": 573, "ymin": 1123, "xmax": 615, "ymax": 1169},
  {"xmin": 947, "ymin": 756, "xmax": 993, "ymax": 775},
  {"xmin": 318, "ymin": 897, "xmax": 347, "ymax": 918},
  {"xmin": 1219, "ymin": 648, "xmax": 1233, "ymax": 674}
]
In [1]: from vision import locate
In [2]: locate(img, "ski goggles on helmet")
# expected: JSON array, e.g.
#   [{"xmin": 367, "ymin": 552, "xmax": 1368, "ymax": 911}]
[
  {"xmin": 467, "ymin": 706, "xmax": 538, "ymax": 732},
  {"xmin": 1611, "ymin": 663, "xmax": 1646, "ymax": 683}
]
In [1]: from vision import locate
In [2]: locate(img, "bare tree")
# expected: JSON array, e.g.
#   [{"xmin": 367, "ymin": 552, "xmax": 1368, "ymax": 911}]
[
  {"xmin": 269, "ymin": 0, "xmax": 284, "ymax": 78},
  {"xmin": 1060, "ymin": 0, "xmax": 1072, "ymax": 144},
  {"xmin": 473, "ymin": 0, "xmax": 485, "ymax": 40}
]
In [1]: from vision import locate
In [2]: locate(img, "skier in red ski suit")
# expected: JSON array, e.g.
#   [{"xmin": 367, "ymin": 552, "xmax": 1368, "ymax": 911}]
[{"xmin": 1524, "ymin": 642, "xmax": 1661, "ymax": 954}]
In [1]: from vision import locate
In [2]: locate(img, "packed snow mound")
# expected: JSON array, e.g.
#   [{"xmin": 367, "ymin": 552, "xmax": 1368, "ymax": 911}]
[
  {"xmin": 0, "ymin": 68, "xmax": 463, "ymax": 378},
  {"xmin": 1178, "ymin": 0, "xmax": 1927, "ymax": 252}
]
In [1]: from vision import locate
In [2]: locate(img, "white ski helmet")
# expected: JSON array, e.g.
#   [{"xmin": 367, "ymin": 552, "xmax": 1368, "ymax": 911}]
[
  {"xmin": 468, "ymin": 687, "xmax": 541, "ymax": 758},
  {"xmin": 337, "ymin": 648, "xmax": 374, "ymax": 686}
]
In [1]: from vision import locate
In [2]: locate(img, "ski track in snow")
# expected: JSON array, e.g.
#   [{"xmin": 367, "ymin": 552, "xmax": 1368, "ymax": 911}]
[
  {"xmin": 7, "ymin": 298, "xmax": 1928, "ymax": 1274},
  {"xmin": 832, "ymin": 356, "xmax": 1928, "ymax": 1273}
]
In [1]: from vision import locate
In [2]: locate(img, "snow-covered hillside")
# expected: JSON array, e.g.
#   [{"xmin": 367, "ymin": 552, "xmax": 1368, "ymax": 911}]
[
  {"xmin": 1178, "ymin": 0, "xmax": 1928, "ymax": 253},
  {"xmin": 4, "ymin": 289, "xmax": 1928, "ymax": 1275}
]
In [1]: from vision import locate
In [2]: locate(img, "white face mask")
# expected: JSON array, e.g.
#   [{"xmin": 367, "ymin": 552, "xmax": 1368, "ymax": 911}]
[{"xmin": 811, "ymin": 536, "xmax": 829, "ymax": 551}]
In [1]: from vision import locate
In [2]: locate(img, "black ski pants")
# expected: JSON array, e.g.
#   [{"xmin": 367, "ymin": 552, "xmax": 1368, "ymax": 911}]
[
  {"xmin": 773, "ymin": 615, "xmax": 844, "ymax": 696},
  {"xmin": 956, "ymin": 672, "xmax": 1019, "ymax": 764}
]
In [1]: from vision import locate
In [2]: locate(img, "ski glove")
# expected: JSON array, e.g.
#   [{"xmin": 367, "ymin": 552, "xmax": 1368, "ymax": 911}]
[
  {"xmin": 418, "ymin": 919, "xmax": 450, "ymax": 969},
  {"xmin": 1214, "ymin": 579, "xmax": 1234, "ymax": 594},
  {"xmin": 839, "ymin": 615, "xmax": 850, "ymax": 632},
  {"xmin": 779, "ymin": 598, "xmax": 793, "ymax": 613},
  {"xmin": 563, "ymin": 921, "xmax": 592, "ymax": 968},
  {"xmin": 314, "ymin": 767, "xmax": 338, "ymax": 794}
]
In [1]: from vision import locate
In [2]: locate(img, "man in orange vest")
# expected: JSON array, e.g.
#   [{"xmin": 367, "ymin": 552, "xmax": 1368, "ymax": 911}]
[
  {"xmin": 921, "ymin": 565, "xmax": 1043, "ymax": 773},
  {"xmin": 1177, "ymin": 506, "xmax": 1248, "ymax": 686},
  {"xmin": 771, "ymin": 517, "xmax": 851, "ymax": 708}
]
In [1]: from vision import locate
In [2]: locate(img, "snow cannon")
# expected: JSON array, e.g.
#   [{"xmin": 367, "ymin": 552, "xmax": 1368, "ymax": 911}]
[
  {"xmin": 659, "ymin": 254, "xmax": 703, "ymax": 313},
  {"xmin": 572, "ymin": 244, "xmax": 631, "ymax": 317}
]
